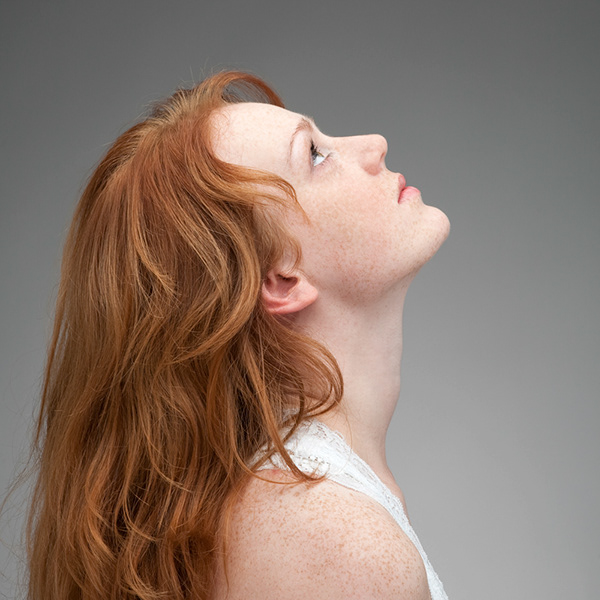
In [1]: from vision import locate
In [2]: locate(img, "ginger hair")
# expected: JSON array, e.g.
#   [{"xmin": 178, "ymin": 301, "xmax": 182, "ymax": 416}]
[{"xmin": 26, "ymin": 71, "xmax": 342, "ymax": 600}]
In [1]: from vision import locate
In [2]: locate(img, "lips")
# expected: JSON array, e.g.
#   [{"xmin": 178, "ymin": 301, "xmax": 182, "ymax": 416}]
[{"xmin": 397, "ymin": 173, "xmax": 420, "ymax": 203}]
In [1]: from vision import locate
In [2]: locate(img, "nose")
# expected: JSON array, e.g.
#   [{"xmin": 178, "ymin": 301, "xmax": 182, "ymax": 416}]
[{"xmin": 354, "ymin": 134, "xmax": 388, "ymax": 175}]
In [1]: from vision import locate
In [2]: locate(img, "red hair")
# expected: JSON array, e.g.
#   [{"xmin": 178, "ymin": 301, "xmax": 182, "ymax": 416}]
[{"xmin": 26, "ymin": 71, "xmax": 342, "ymax": 600}]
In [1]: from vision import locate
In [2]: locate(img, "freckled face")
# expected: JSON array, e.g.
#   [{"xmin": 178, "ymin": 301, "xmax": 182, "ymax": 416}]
[{"xmin": 211, "ymin": 102, "xmax": 449, "ymax": 301}]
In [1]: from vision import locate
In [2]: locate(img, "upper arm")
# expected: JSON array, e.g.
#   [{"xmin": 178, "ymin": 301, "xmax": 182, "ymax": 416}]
[{"xmin": 214, "ymin": 470, "xmax": 430, "ymax": 600}]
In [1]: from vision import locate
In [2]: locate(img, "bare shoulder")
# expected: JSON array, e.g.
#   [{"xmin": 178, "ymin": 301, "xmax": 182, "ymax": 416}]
[{"xmin": 212, "ymin": 469, "xmax": 430, "ymax": 600}]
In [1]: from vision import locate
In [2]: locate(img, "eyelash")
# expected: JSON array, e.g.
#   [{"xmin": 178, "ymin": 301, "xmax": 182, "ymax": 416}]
[{"xmin": 310, "ymin": 140, "xmax": 327, "ymax": 167}]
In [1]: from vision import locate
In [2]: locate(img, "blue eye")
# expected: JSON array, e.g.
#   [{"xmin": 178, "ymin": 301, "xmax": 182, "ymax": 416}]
[{"xmin": 310, "ymin": 141, "xmax": 326, "ymax": 167}]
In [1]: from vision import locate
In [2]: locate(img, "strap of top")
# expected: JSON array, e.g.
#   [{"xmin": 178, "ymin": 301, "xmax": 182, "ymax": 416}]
[{"xmin": 253, "ymin": 418, "xmax": 448, "ymax": 600}]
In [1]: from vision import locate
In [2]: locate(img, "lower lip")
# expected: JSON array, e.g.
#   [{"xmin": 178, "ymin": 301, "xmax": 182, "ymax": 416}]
[{"xmin": 398, "ymin": 186, "xmax": 421, "ymax": 203}]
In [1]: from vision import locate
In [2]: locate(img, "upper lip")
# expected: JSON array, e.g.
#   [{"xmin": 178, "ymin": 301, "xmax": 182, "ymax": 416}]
[{"xmin": 397, "ymin": 174, "xmax": 407, "ymax": 199}]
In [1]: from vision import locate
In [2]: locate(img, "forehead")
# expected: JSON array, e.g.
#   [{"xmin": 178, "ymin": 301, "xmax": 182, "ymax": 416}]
[{"xmin": 211, "ymin": 102, "xmax": 300, "ymax": 172}]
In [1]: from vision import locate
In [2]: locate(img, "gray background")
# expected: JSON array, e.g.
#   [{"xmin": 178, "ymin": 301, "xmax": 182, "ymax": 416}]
[{"xmin": 1, "ymin": 0, "xmax": 598, "ymax": 598}]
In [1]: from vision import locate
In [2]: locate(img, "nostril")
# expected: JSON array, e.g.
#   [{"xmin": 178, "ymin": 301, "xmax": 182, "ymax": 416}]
[
  {"xmin": 368, "ymin": 134, "xmax": 387, "ymax": 173},
  {"xmin": 351, "ymin": 134, "xmax": 388, "ymax": 174},
  {"xmin": 375, "ymin": 134, "xmax": 388, "ymax": 157}
]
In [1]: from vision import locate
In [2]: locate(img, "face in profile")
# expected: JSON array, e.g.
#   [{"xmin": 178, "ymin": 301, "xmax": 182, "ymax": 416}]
[{"xmin": 212, "ymin": 102, "xmax": 450, "ymax": 302}]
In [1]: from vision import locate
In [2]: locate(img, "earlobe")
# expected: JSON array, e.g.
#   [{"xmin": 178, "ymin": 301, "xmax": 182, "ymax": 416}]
[{"xmin": 261, "ymin": 269, "xmax": 318, "ymax": 315}]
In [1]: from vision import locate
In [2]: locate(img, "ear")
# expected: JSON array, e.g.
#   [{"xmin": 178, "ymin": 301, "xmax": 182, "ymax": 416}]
[{"xmin": 261, "ymin": 268, "xmax": 318, "ymax": 315}]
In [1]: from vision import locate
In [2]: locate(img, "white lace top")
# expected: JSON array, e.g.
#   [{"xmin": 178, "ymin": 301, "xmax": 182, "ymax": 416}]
[{"xmin": 253, "ymin": 418, "xmax": 448, "ymax": 600}]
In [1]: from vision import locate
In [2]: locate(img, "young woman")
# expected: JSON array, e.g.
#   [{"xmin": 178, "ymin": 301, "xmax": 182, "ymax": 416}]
[{"xmin": 27, "ymin": 71, "xmax": 449, "ymax": 600}]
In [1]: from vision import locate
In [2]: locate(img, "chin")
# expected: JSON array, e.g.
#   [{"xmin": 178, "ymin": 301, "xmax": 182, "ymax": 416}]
[
  {"xmin": 433, "ymin": 207, "xmax": 451, "ymax": 246},
  {"xmin": 387, "ymin": 210, "xmax": 450, "ymax": 293},
  {"xmin": 420, "ymin": 205, "xmax": 450, "ymax": 264}
]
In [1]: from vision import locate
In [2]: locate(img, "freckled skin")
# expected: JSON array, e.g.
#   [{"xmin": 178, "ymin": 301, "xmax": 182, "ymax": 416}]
[
  {"xmin": 211, "ymin": 471, "xmax": 431, "ymax": 600},
  {"xmin": 209, "ymin": 103, "xmax": 448, "ymax": 599},
  {"xmin": 212, "ymin": 103, "xmax": 449, "ymax": 303}
]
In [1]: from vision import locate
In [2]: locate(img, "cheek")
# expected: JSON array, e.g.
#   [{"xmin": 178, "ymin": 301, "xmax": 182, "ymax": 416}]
[
  {"xmin": 291, "ymin": 197, "xmax": 397, "ymax": 292},
  {"xmin": 300, "ymin": 179, "xmax": 382, "ymax": 243}
]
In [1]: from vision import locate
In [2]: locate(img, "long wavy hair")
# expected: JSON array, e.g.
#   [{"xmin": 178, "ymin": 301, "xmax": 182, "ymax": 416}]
[{"xmin": 26, "ymin": 71, "xmax": 342, "ymax": 600}]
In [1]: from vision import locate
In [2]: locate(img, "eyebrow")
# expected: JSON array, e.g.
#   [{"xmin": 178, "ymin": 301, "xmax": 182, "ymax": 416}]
[{"xmin": 288, "ymin": 115, "xmax": 316, "ymax": 168}]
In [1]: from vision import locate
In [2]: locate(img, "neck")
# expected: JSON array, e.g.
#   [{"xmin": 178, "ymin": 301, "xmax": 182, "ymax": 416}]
[{"xmin": 295, "ymin": 283, "xmax": 409, "ymax": 491}]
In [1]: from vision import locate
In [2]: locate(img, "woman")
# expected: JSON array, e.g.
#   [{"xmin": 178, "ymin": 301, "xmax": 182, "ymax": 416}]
[{"xmin": 27, "ymin": 71, "xmax": 449, "ymax": 600}]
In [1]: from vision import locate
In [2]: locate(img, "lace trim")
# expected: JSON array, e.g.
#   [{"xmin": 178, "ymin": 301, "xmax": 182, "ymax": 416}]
[{"xmin": 253, "ymin": 419, "xmax": 448, "ymax": 600}]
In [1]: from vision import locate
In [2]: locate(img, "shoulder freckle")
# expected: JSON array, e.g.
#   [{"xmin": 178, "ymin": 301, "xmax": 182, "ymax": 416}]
[{"xmin": 216, "ymin": 471, "xmax": 430, "ymax": 600}]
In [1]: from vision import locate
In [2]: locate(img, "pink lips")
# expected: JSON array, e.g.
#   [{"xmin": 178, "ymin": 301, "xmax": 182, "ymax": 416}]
[{"xmin": 397, "ymin": 174, "xmax": 420, "ymax": 203}]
